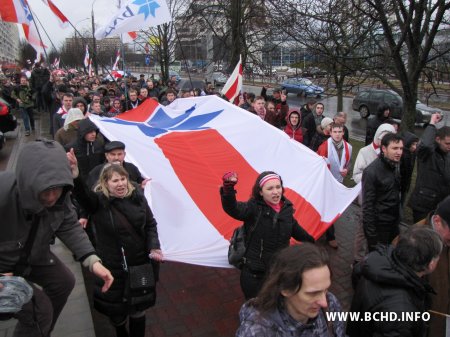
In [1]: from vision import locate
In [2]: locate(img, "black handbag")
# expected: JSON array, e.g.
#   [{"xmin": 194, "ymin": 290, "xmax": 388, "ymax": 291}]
[
  {"xmin": 227, "ymin": 207, "xmax": 262, "ymax": 269},
  {"xmin": 125, "ymin": 264, "xmax": 156, "ymax": 307},
  {"xmin": 108, "ymin": 207, "xmax": 157, "ymax": 308}
]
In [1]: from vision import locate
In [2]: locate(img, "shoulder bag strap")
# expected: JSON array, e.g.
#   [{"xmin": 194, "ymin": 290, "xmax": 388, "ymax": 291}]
[{"xmin": 110, "ymin": 205, "xmax": 145, "ymax": 246}]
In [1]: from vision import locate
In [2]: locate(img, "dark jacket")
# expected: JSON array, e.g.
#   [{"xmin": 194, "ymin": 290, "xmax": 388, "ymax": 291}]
[
  {"xmin": 30, "ymin": 67, "xmax": 50, "ymax": 93},
  {"xmin": 300, "ymin": 103, "xmax": 312, "ymax": 123},
  {"xmin": 409, "ymin": 125, "xmax": 450, "ymax": 216},
  {"xmin": 400, "ymin": 131, "xmax": 419, "ymax": 203},
  {"xmin": 73, "ymin": 177, "xmax": 160, "ymax": 316},
  {"xmin": 348, "ymin": 246, "xmax": 433, "ymax": 337},
  {"xmin": 220, "ymin": 188, "xmax": 314, "ymax": 273},
  {"xmin": 67, "ymin": 119, "xmax": 105, "ymax": 178},
  {"xmin": 0, "ymin": 140, "xmax": 96, "ymax": 273},
  {"xmin": 365, "ymin": 112, "xmax": 389, "ymax": 145},
  {"xmin": 302, "ymin": 112, "xmax": 323, "ymax": 147},
  {"xmin": 87, "ymin": 161, "xmax": 144, "ymax": 189},
  {"xmin": 417, "ymin": 215, "xmax": 450, "ymax": 337},
  {"xmin": 362, "ymin": 155, "xmax": 401, "ymax": 251},
  {"xmin": 237, "ymin": 293, "xmax": 346, "ymax": 337}
]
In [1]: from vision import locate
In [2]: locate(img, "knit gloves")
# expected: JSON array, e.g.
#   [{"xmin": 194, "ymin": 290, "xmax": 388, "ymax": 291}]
[{"xmin": 222, "ymin": 171, "xmax": 238, "ymax": 192}]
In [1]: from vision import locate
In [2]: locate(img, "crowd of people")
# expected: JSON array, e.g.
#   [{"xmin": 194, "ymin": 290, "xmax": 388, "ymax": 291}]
[{"xmin": 0, "ymin": 62, "xmax": 450, "ymax": 337}]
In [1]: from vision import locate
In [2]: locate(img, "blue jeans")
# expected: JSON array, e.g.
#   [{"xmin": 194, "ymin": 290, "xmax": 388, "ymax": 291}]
[{"xmin": 20, "ymin": 107, "xmax": 34, "ymax": 131}]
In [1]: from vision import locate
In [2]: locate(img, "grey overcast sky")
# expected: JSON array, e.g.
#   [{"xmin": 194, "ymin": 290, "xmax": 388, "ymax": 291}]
[{"xmin": 27, "ymin": 0, "xmax": 120, "ymax": 49}]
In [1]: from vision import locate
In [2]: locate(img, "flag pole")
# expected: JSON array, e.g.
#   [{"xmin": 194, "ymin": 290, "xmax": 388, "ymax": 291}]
[
  {"xmin": 173, "ymin": 25, "xmax": 193, "ymax": 88},
  {"xmin": 25, "ymin": 3, "xmax": 50, "ymax": 62},
  {"xmin": 27, "ymin": 7, "xmax": 61, "ymax": 66}
]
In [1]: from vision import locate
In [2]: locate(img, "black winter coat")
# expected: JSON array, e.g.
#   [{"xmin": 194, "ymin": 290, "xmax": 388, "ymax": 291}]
[
  {"xmin": 73, "ymin": 177, "xmax": 161, "ymax": 316},
  {"xmin": 362, "ymin": 156, "xmax": 401, "ymax": 251},
  {"xmin": 347, "ymin": 246, "xmax": 433, "ymax": 337},
  {"xmin": 67, "ymin": 119, "xmax": 105, "ymax": 178},
  {"xmin": 365, "ymin": 113, "xmax": 389, "ymax": 145},
  {"xmin": 400, "ymin": 131, "xmax": 419, "ymax": 203},
  {"xmin": 302, "ymin": 113, "xmax": 323, "ymax": 147},
  {"xmin": 409, "ymin": 125, "xmax": 450, "ymax": 215},
  {"xmin": 220, "ymin": 188, "xmax": 314, "ymax": 273}
]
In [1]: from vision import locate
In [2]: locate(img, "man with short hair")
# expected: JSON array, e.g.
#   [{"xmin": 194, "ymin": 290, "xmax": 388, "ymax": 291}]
[
  {"xmin": 123, "ymin": 89, "xmax": 141, "ymax": 111},
  {"xmin": 89, "ymin": 101, "xmax": 104, "ymax": 116},
  {"xmin": 161, "ymin": 89, "xmax": 176, "ymax": 106},
  {"xmin": 362, "ymin": 133, "xmax": 403, "ymax": 251},
  {"xmin": 302, "ymin": 102, "xmax": 325, "ymax": 147},
  {"xmin": 300, "ymin": 98, "xmax": 316, "ymax": 122},
  {"xmin": 0, "ymin": 140, "xmax": 113, "ymax": 337},
  {"xmin": 417, "ymin": 196, "xmax": 450, "ymax": 337},
  {"xmin": 352, "ymin": 123, "xmax": 396, "ymax": 264},
  {"xmin": 317, "ymin": 122, "xmax": 352, "ymax": 248},
  {"xmin": 11, "ymin": 76, "xmax": 34, "ymax": 136},
  {"xmin": 348, "ymin": 226, "xmax": 442, "ymax": 337},
  {"xmin": 333, "ymin": 111, "xmax": 349, "ymax": 142},
  {"xmin": 139, "ymin": 87, "xmax": 148, "ymax": 102},
  {"xmin": 146, "ymin": 80, "xmax": 159, "ymax": 98},
  {"xmin": 409, "ymin": 112, "xmax": 450, "ymax": 223},
  {"xmin": 52, "ymin": 93, "xmax": 74, "ymax": 136},
  {"xmin": 249, "ymin": 96, "xmax": 266, "ymax": 120},
  {"xmin": 87, "ymin": 141, "xmax": 149, "ymax": 189}
]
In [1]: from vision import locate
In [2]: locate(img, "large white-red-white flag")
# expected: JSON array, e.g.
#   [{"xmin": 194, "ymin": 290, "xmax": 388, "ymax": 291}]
[
  {"xmin": 89, "ymin": 96, "xmax": 360, "ymax": 268},
  {"xmin": 41, "ymin": 0, "xmax": 69, "ymax": 28},
  {"xmin": 95, "ymin": 0, "xmax": 172, "ymax": 40},
  {"xmin": 221, "ymin": 55, "xmax": 242, "ymax": 103},
  {"xmin": 112, "ymin": 49, "xmax": 121, "ymax": 70}
]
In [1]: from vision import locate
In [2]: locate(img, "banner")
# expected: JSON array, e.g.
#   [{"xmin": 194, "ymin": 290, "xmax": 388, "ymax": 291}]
[
  {"xmin": 112, "ymin": 49, "xmax": 120, "ymax": 70},
  {"xmin": 95, "ymin": 0, "xmax": 172, "ymax": 40},
  {"xmin": 83, "ymin": 45, "xmax": 89, "ymax": 68},
  {"xmin": 90, "ymin": 96, "xmax": 361, "ymax": 268}
]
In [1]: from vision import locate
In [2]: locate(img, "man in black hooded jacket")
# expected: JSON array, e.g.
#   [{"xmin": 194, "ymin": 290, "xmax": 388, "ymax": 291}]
[{"xmin": 347, "ymin": 226, "xmax": 442, "ymax": 337}]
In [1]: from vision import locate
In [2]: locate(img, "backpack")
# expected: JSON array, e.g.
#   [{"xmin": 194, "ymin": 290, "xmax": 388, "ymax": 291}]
[{"xmin": 228, "ymin": 206, "xmax": 262, "ymax": 269}]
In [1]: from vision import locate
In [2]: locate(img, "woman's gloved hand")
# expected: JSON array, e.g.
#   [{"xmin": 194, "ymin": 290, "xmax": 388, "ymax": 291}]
[{"xmin": 222, "ymin": 172, "xmax": 238, "ymax": 192}]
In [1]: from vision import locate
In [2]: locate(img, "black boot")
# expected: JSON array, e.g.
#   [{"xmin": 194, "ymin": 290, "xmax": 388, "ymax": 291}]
[
  {"xmin": 115, "ymin": 322, "xmax": 129, "ymax": 337},
  {"xmin": 129, "ymin": 316, "xmax": 145, "ymax": 337}
]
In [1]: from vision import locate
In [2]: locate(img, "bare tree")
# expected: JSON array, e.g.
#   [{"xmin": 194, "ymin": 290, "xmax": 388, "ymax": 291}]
[
  {"xmin": 138, "ymin": 0, "xmax": 189, "ymax": 82},
  {"xmin": 183, "ymin": 0, "xmax": 275, "ymax": 72},
  {"xmin": 354, "ymin": 0, "xmax": 450, "ymax": 130}
]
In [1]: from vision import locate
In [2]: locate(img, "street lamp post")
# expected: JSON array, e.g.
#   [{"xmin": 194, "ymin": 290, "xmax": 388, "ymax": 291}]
[{"xmin": 91, "ymin": 0, "xmax": 98, "ymax": 75}]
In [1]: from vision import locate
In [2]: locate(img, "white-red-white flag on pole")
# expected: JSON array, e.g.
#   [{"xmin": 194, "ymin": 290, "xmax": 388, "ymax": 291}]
[
  {"xmin": 0, "ymin": 0, "xmax": 47, "ymax": 54},
  {"xmin": 84, "ymin": 45, "xmax": 90, "ymax": 68},
  {"xmin": 221, "ymin": 55, "xmax": 243, "ymax": 103},
  {"xmin": 41, "ymin": 0, "xmax": 69, "ymax": 28},
  {"xmin": 52, "ymin": 57, "xmax": 60, "ymax": 69},
  {"xmin": 112, "ymin": 49, "xmax": 121, "ymax": 70},
  {"xmin": 88, "ymin": 58, "xmax": 93, "ymax": 77},
  {"xmin": 95, "ymin": 0, "xmax": 172, "ymax": 40}
]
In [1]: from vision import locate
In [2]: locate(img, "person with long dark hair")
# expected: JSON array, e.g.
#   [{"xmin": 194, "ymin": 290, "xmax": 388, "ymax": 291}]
[
  {"xmin": 236, "ymin": 244, "xmax": 346, "ymax": 336},
  {"xmin": 220, "ymin": 171, "xmax": 314, "ymax": 299}
]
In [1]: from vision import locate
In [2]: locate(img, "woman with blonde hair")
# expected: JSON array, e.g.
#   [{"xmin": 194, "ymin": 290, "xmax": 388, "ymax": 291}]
[{"xmin": 68, "ymin": 150, "xmax": 163, "ymax": 337}]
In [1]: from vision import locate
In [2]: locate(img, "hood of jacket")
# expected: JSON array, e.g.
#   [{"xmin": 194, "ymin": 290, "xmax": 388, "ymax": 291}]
[
  {"xmin": 15, "ymin": 139, "xmax": 73, "ymax": 214},
  {"xmin": 286, "ymin": 109, "xmax": 301, "ymax": 129},
  {"xmin": 77, "ymin": 118, "xmax": 98, "ymax": 144},
  {"xmin": 373, "ymin": 123, "xmax": 396, "ymax": 145},
  {"xmin": 402, "ymin": 131, "xmax": 419, "ymax": 149},
  {"xmin": 360, "ymin": 246, "xmax": 431, "ymax": 296}
]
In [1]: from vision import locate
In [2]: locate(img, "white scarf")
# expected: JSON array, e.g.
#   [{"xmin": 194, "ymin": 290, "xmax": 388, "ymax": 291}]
[{"xmin": 327, "ymin": 138, "xmax": 351, "ymax": 183}]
